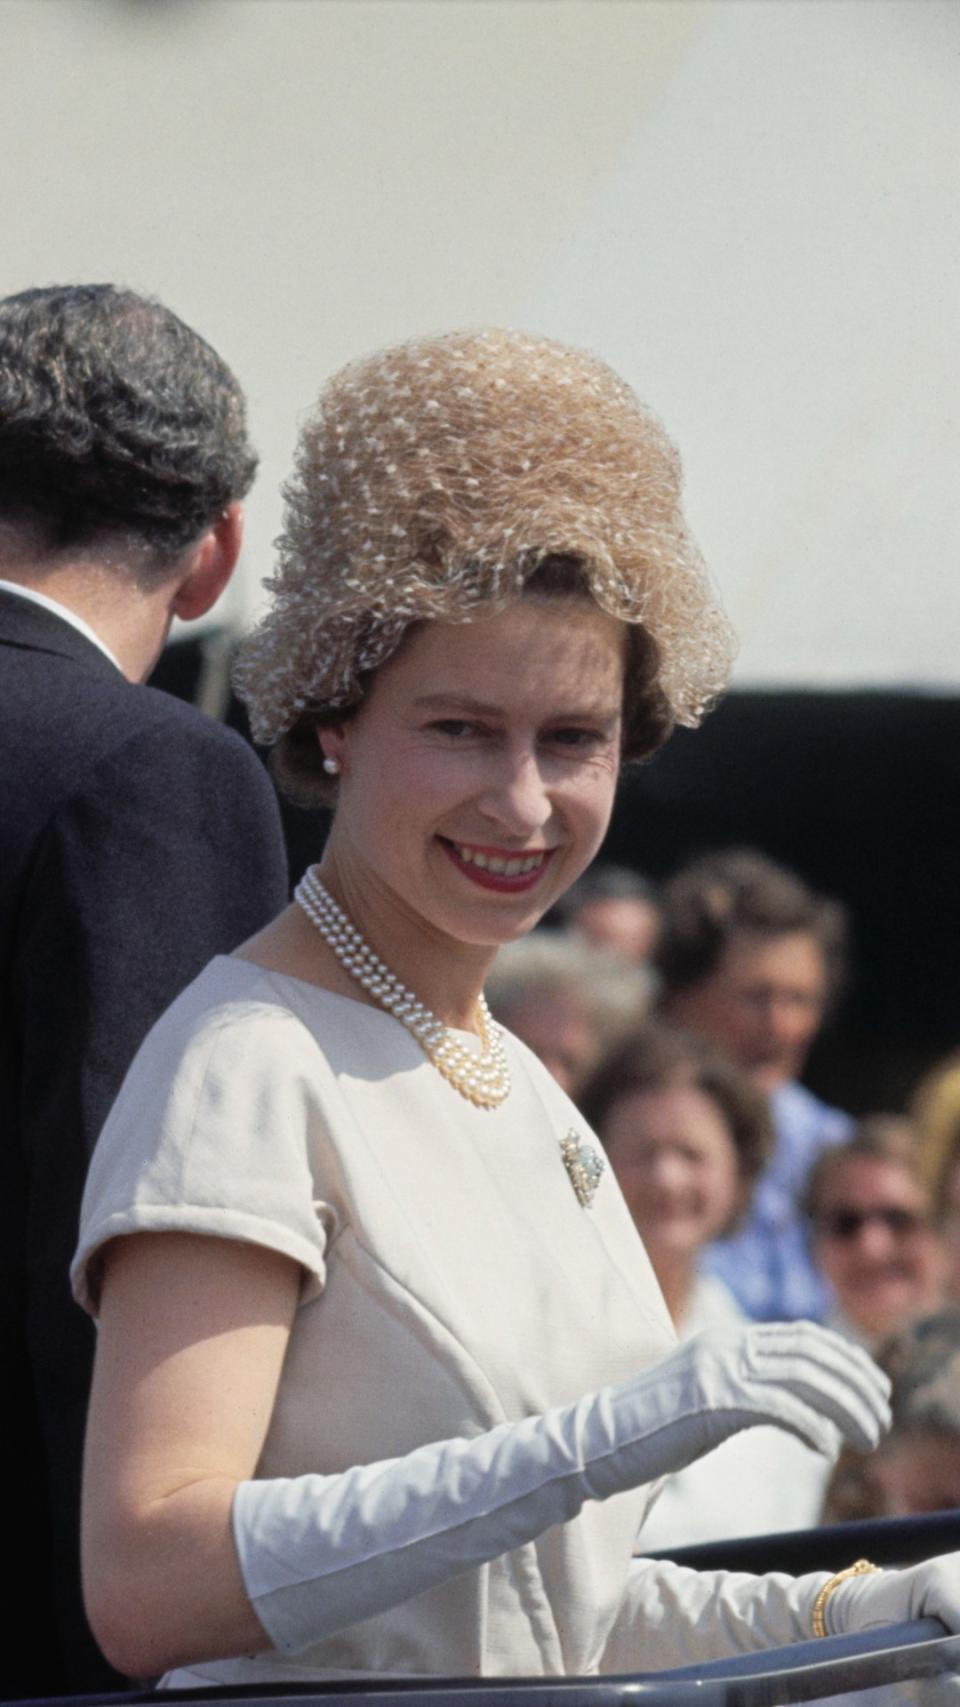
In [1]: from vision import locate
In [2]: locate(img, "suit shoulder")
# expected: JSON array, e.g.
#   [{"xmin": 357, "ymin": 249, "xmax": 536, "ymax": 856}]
[
  {"xmin": 136, "ymin": 684, "xmax": 260, "ymax": 757},
  {"xmin": 0, "ymin": 660, "xmax": 285, "ymax": 887},
  {"xmin": 0, "ymin": 649, "xmax": 246, "ymax": 761},
  {"xmin": 26, "ymin": 678, "xmax": 276, "ymax": 803},
  {"xmin": 91, "ymin": 692, "xmax": 282, "ymax": 830}
]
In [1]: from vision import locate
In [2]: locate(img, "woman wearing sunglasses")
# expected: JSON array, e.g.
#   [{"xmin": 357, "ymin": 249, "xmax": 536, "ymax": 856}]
[{"xmin": 806, "ymin": 1117, "xmax": 947, "ymax": 1348}]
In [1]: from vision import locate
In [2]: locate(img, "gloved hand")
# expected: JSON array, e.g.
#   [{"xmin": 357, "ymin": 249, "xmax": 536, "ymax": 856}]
[
  {"xmin": 826, "ymin": 1553, "xmax": 960, "ymax": 1637},
  {"xmin": 592, "ymin": 1321, "xmax": 891, "ymax": 1483},
  {"xmin": 234, "ymin": 1321, "xmax": 889, "ymax": 1654}
]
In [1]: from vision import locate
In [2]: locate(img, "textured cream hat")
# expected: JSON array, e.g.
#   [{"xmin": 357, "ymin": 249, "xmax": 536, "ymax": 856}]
[{"xmin": 234, "ymin": 328, "xmax": 734, "ymax": 745}]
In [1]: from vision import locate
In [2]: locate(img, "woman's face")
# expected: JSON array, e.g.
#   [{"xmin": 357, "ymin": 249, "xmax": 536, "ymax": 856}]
[
  {"xmin": 601, "ymin": 1082, "xmax": 743, "ymax": 1266},
  {"xmin": 667, "ymin": 928, "xmax": 827, "ymax": 1092},
  {"xmin": 812, "ymin": 1155, "xmax": 945, "ymax": 1341},
  {"xmin": 323, "ymin": 598, "xmax": 625, "ymax": 953},
  {"xmin": 499, "ymin": 994, "xmax": 600, "ymax": 1100},
  {"xmin": 574, "ymin": 896, "xmax": 660, "ymax": 966}
]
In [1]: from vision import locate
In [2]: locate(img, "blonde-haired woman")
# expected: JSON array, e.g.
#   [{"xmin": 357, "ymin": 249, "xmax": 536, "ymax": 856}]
[
  {"xmin": 914, "ymin": 1051, "xmax": 960, "ymax": 1304},
  {"xmin": 73, "ymin": 331, "xmax": 957, "ymax": 1687}
]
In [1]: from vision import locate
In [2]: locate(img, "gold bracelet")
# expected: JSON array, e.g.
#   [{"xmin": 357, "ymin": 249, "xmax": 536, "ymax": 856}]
[{"xmin": 811, "ymin": 1559, "xmax": 881, "ymax": 1638}]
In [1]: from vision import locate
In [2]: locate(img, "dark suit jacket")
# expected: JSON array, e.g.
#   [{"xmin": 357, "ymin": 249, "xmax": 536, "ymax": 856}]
[{"xmin": 0, "ymin": 589, "xmax": 289, "ymax": 1697}]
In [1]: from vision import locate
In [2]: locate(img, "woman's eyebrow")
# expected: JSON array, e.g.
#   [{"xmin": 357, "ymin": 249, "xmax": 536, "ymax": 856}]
[
  {"xmin": 413, "ymin": 692, "xmax": 620, "ymax": 721},
  {"xmin": 413, "ymin": 692, "xmax": 499, "ymax": 714}
]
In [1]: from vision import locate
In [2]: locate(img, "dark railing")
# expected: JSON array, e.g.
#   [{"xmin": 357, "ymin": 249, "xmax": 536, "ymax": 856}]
[
  {"xmin": 12, "ymin": 1513, "xmax": 960, "ymax": 1707},
  {"xmin": 644, "ymin": 1506, "xmax": 960, "ymax": 1574}
]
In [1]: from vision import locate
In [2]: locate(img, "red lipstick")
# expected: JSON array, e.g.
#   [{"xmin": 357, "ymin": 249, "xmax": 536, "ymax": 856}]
[{"xmin": 439, "ymin": 838, "xmax": 555, "ymax": 894}]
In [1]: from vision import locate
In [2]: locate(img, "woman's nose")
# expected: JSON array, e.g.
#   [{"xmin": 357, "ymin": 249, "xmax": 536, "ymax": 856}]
[
  {"xmin": 648, "ymin": 1150, "xmax": 685, "ymax": 1191},
  {"xmin": 854, "ymin": 1215, "xmax": 898, "ymax": 1260},
  {"xmin": 764, "ymin": 995, "xmax": 810, "ymax": 1044},
  {"xmin": 478, "ymin": 749, "xmax": 552, "ymax": 835}
]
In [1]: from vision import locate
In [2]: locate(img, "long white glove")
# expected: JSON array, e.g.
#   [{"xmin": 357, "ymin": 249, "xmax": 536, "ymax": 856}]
[
  {"xmin": 826, "ymin": 1554, "xmax": 960, "ymax": 1637},
  {"xmin": 600, "ymin": 1551, "xmax": 960, "ymax": 1675},
  {"xmin": 234, "ymin": 1323, "xmax": 889, "ymax": 1655}
]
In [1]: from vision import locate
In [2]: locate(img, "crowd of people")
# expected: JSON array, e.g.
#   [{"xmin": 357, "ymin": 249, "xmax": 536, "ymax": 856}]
[
  {"xmin": 491, "ymin": 852, "xmax": 960, "ymax": 1539},
  {"xmin": 3, "ymin": 283, "xmax": 958, "ymax": 1699}
]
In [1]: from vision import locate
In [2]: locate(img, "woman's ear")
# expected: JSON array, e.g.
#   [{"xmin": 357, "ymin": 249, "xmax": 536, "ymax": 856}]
[{"xmin": 317, "ymin": 723, "xmax": 349, "ymax": 777}]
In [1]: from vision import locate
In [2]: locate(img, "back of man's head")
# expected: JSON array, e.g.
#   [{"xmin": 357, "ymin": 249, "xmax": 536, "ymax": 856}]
[{"xmin": 0, "ymin": 283, "xmax": 257, "ymax": 579}]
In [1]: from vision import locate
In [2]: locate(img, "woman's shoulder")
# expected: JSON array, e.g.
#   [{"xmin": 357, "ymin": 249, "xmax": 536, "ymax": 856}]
[
  {"xmin": 167, "ymin": 951, "xmax": 310, "ymax": 1008},
  {"xmin": 74, "ymin": 957, "xmax": 341, "ymax": 1317},
  {"xmin": 141, "ymin": 955, "xmax": 345, "ymax": 1059}
]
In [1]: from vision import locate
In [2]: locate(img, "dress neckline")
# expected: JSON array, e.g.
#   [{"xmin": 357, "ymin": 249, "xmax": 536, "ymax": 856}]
[{"xmin": 221, "ymin": 953, "xmax": 484, "ymax": 1047}]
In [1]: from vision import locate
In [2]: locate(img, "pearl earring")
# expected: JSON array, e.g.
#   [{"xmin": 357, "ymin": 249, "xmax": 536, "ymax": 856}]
[{"xmin": 322, "ymin": 755, "xmax": 341, "ymax": 777}]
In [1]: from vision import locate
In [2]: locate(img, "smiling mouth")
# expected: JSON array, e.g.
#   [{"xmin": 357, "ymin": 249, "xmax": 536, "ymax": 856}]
[
  {"xmin": 853, "ymin": 1265, "xmax": 916, "ymax": 1284},
  {"xmin": 439, "ymin": 838, "xmax": 555, "ymax": 891}
]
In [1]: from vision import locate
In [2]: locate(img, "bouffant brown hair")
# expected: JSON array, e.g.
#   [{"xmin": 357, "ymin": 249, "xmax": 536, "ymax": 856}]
[
  {"xmin": 233, "ymin": 329, "xmax": 735, "ymax": 806},
  {"xmin": 578, "ymin": 1019, "xmax": 773, "ymax": 1208}
]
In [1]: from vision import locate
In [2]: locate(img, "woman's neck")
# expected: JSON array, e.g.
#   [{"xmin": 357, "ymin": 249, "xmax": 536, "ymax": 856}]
[
  {"xmin": 315, "ymin": 855, "xmax": 497, "ymax": 1032},
  {"xmin": 650, "ymin": 1251, "xmax": 697, "ymax": 1331}
]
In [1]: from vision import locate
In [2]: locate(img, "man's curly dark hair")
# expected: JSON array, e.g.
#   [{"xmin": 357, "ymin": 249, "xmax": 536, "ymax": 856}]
[
  {"xmin": 0, "ymin": 283, "xmax": 257, "ymax": 573},
  {"xmin": 655, "ymin": 847, "xmax": 848, "ymax": 1004}
]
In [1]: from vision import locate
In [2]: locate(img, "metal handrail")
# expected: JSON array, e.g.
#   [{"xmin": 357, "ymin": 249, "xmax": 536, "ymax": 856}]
[
  {"xmin": 13, "ymin": 1513, "xmax": 959, "ymax": 1707},
  {"xmin": 12, "ymin": 1623, "xmax": 960, "ymax": 1707},
  {"xmin": 642, "ymin": 1504, "xmax": 960, "ymax": 1574}
]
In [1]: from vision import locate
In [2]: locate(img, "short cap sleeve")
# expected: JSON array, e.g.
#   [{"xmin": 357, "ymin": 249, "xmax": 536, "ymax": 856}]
[{"xmin": 72, "ymin": 970, "xmax": 336, "ymax": 1314}]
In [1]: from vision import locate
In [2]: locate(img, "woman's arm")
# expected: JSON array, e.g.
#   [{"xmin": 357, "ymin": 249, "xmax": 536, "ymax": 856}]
[
  {"xmin": 82, "ymin": 1231, "xmax": 301, "ymax": 1677},
  {"xmin": 601, "ymin": 1557, "xmax": 830, "ymax": 1671},
  {"xmin": 600, "ymin": 1551, "xmax": 960, "ymax": 1675},
  {"xmin": 85, "ymin": 1237, "xmax": 891, "ymax": 1677}
]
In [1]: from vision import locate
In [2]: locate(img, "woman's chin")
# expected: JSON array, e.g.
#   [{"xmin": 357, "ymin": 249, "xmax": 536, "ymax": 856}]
[
  {"xmin": 843, "ymin": 1286, "xmax": 924, "ymax": 1340},
  {"xmin": 641, "ymin": 1231, "xmax": 701, "ymax": 1267},
  {"xmin": 433, "ymin": 892, "xmax": 555, "ymax": 950}
]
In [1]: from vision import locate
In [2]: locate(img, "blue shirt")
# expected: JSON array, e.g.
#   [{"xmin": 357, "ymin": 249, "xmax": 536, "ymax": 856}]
[{"xmin": 700, "ymin": 1080, "xmax": 852, "ymax": 1322}]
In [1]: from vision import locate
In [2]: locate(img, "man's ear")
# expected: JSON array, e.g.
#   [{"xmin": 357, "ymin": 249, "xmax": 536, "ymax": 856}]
[{"xmin": 171, "ymin": 502, "xmax": 244, "ymax": 621}]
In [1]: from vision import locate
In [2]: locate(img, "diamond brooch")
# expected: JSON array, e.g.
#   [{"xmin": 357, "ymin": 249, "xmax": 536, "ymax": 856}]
[{"xmin": 559, "ymin": 1129, "xmax": 606, "ymax": 1208}]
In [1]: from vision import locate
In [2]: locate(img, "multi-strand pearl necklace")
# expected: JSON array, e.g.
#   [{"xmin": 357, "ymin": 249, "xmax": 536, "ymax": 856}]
[{"xmin": 294, "ymin": 868, "xmax": 512, "ymax": 1110}]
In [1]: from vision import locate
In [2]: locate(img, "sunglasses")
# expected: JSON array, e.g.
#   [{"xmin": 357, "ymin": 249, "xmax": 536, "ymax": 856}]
[{"xmin": 814, "ymin": 1205, "xmax": 928, "ymax": 1241}]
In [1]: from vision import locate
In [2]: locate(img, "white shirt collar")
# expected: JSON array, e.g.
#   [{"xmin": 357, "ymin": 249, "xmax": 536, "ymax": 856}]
[{"xmin": 0, "ymin": 578, "xmax": 123, "ymax": 671}]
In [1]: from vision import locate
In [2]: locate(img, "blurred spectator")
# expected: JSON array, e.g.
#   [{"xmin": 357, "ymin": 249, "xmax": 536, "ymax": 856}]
[
  {"xmin": 555, "ymin": 863, "xmax": 661, "ymax": 966},
  {"xmin": 487, "ymin": 930, "xmax": 652, "ymax": 1099},
  {"xmin": 804, "ymin": 1118, "xmax": 946, "ymax": 1348},
  {"xmin": 581, "ymin": 1023, "xmax": 829, "ymax": 1545},
  {"xmin": 913, "ymin": 1051, "xmax": 960, "ymax": 1305},
  {"xmin": 822, "ymin": 1309, "xmax": 960, "ymax": 1523},
  {"xmin": 656, "ymin": 848, "xmax": 851, "ymax": 1321},
  {"xmin": 580, "ymin": 1022, "xmax": 770, "ymax": 1328}
]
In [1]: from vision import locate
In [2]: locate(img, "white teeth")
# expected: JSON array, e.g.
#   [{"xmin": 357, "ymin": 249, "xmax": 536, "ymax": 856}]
[{"xmin": 452, "ymin": 843, "xmax": 548, "ymax": 875}]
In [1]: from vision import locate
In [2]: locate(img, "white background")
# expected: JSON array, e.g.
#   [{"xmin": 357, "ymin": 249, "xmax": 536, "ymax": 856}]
[{"xmin": 3, "ymin": 0, "xmax": 958, "ymax": 688}]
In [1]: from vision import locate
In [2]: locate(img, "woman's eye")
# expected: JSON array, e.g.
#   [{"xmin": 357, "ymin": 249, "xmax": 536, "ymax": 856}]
[
  {"xmin": 547, "ymin": 727, "xmax": 603, "ymax": 748},
  {"xmin": 430, "ymin": 719, "xmax": 482, "ymax": 738}
]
